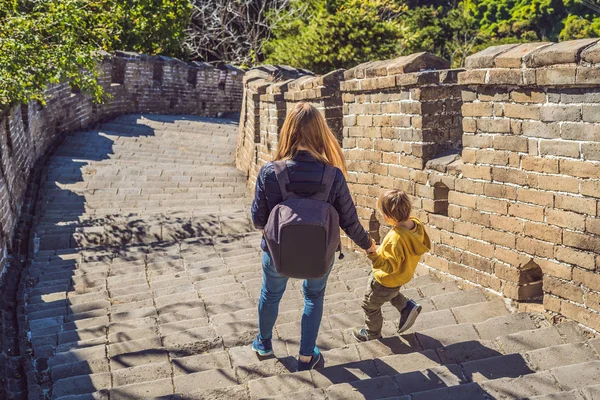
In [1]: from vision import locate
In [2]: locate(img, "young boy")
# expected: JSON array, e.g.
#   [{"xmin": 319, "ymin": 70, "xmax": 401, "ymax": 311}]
[{"xmin": 353, "ymin": 190, "xmax": 431, "ymax": 342}]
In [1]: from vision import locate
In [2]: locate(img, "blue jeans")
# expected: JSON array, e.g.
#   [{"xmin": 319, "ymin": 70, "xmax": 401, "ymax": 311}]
[{"xmin": 258, "ymin": 251, "xmax": 332, "ymax": 356}]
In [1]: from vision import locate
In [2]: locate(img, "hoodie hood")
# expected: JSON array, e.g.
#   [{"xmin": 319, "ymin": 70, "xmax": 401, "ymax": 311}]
[{"xmin": 393, "ymin": 217, "xmax": 431, "ymax": 257}]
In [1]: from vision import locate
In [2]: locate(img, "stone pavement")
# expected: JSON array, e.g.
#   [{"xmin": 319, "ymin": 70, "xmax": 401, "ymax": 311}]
[{"xmin": 20, "ymin": 115, "xmax": 599, "ymax": 399}]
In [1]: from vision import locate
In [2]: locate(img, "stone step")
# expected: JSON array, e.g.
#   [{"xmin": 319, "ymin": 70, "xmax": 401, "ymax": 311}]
[{"xmin": 232, "ymin": 336, "xmax": 598, "ymax": 400}]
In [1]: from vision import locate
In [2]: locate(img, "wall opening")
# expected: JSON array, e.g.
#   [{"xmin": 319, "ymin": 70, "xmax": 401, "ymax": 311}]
[
  {"xmin": 187, "ymin": 69, "xmax": 198, "ymax": 87},
  {"xmin": 432, "ymin": 182, "xmax": 449, "ymax": 216},
  {"xmin": 218, "ymin": 69, "xmax": 227, "ymax": 91},
  {"xmin": 518, "ymin": 260, "xmax": 544, "ymax": 302},
  {"xmin": 112, "ymin": 59, "xmax": 126, "ymax": 84},
  {"xmin": 21, "ymin": 104, "xmax": 29, "ymax": 133},
  {"xmin": 153, "ymin": 62, "xmax": 164, "ymax": 84},
  {"xmin": 5, "ymin": 118, "xmax": 13, "ymax": 156}
]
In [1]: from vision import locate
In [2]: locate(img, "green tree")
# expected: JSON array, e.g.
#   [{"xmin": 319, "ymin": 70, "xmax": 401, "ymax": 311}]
[
  {"xmin": 264, "ymin": 0, "xmax": 405, "ymax": 74},
  {"xmin": 117, "ymin": 0, "xmax": 192, "ymax": 58},
  {"xmin": 0, "ymin": 0, "xmax": 191, "ymax": 108},
  {"xmin": 0, "ymin": 0, "xmax": 121, "ymax": 106}
]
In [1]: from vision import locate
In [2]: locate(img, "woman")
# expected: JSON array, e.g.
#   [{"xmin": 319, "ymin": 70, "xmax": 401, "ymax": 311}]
[{"xmin": 250, "ymin": 102, "xmax": 376, "ymax": 371}]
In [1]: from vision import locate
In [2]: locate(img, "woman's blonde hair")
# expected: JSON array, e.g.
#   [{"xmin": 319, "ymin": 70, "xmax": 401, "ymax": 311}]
[{"xmin": 275, "ymin": 102, "xmax": 347, "ymax": 176}]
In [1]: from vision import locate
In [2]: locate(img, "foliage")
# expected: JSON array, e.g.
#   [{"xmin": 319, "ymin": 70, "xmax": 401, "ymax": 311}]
[
  {"xmin": 264, "ymin": 0, "xmax": 405, "ymax": 74},
  {"xmin": 264, "ymin": 0, "xmax": 600, "ymax": 71},
  {"xmin": 0, "ymin": 0, "xmax": 119, "ymax": 106},
  {"xmin": 117, "ymin": 0, "xmax": 191, "ymax": 58},
  {"xmin": 0, "ymin": 0, "xmax": 190, "ymax": 108}
]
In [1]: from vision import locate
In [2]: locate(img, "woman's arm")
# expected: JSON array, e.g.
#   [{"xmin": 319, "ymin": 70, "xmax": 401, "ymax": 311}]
[
  {"xmin": 332, "ymin": 170, "xmax": 373, "ymax": 250},
  {"xmin": 251, "ymin": 167, "xmax": 269, "ymax": 229}
]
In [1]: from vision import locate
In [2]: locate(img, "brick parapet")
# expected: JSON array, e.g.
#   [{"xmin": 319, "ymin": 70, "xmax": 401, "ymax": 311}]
[
  {"xmin": 455, "ymin": 38, "xmax": 600, "ymax": 331},
  {"xmin": 236, "ymin": 40, "xmax": 600, "ymax": 332}
]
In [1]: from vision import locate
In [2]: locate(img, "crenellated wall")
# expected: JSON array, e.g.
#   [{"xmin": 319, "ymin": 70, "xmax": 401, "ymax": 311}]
[
  {"xmin": 0, "ymin": 53, "xmax": 244, "ymax": 380},
  {"xmin": 236, "ymin": 39, "xmax": 600, "ymax": 332}
]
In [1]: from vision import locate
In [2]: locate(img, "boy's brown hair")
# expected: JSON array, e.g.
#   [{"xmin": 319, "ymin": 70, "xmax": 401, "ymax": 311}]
[{"xmin": 378, "ymin": 190, "xmax": 412, "ymax": 222}]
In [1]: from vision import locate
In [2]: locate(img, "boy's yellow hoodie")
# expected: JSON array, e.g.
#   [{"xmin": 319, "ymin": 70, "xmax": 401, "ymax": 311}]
[{"xmin": 367, "ymin": 217, "xmax": 431, "ymax": 288}]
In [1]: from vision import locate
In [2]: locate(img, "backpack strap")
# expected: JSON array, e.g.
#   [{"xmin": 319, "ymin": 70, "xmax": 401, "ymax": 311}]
[
  {"xmin": 311, "ymin": 165, "xmax": 337, "ymax": 202},
  {"xmin": 273, "ymin": 160, "xmax": 295, "ymax": 201}
]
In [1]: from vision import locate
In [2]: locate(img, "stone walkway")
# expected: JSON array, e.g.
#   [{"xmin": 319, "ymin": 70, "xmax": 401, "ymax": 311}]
[{"xmin": 21, "ymin": 115, "xmax": 600, "ymax": 400}]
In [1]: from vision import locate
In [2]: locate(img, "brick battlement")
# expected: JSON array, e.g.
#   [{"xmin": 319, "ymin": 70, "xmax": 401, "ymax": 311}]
[{"xmin": 235, "ymin": 39, "xmax": 600, "ymax": 332}]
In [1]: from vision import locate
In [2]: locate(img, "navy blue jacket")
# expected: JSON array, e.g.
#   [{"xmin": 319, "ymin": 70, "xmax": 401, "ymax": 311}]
[{"xmin": 251, "ymin": 151, "xmax": 372, "ymax": 252}]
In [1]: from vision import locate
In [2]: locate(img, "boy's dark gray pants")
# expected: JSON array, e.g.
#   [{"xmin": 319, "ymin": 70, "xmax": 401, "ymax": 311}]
[{"xmin": 361, "ymin": 277, "xmax": 409, "ymax": 337}]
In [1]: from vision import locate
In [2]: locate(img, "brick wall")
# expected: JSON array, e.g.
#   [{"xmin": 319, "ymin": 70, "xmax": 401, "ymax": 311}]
[
  {"xmin": 236, "ymin": 39, "xmax": 600, "ymax": 332},
  {"xmin": 0, "ymin": 53, "xmax": 244, "ymax": 389}
]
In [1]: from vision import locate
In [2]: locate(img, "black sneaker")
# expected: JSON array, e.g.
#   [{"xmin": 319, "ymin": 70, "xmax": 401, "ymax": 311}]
[
  {"xmin": 398, "ymin": 300, "xmax": 422, "ymax": 333},
  {"xmin": 296, "ymin": 347, "xmax": 322, "ymax": 371},
  {"xmin": 352, "ymin": 327, "xmax": 381, "ymax": 342}
]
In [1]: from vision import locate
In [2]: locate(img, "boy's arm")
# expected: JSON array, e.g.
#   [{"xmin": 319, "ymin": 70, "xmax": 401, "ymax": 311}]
[{"xmin": 367, "ymin": 242, "xmax": 405, "ymax": 274}]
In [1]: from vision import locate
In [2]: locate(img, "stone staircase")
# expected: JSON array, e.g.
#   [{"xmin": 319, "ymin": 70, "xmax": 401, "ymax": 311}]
[{"xmin": 20, "ymin": 115, "xmax": 598, "ymax": 400}]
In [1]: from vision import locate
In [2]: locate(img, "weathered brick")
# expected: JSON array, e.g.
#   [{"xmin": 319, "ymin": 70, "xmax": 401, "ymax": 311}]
[
  {"xmin": 582, "ymin": 143, "xmax": 600, "ymax": 162},
  {"xmin": 543, "ymin": 276, "xmax": 583, "ymax": 303},
  {"xmin": 587, "ymin": 217, "xmax": 600, "ymax": 236},
  {"xmin": 561, "ymin": 123, "xmax": 600, "ymax": 141},
  {"xmin": 524, "ymin": 222, "xmax": 562, "ymax": 243},
  {"xmin": 574, "ymin": 268, "xmax": 600, "ymax": 291},
  {"xmin": 555, "ymin": 195, "xmax": 597, "ymax": 215},
  {"xmin": 582, "ymin": 105, "xmax": 600, "ymax": 123},
  {"xmin": 536, "ymin": 66, "xmax": 577, "ymax": 86},
  {"xmin": 462, "ymin": 165, "xmax": 492, "ymax": 180},
  {"xmin": 458, "ymin": 69, "xmax": 487, "ymax": 85},
  {"xmin": 508, "ymin": 203, "xmax": 545, "ymax": 222},
  {"xmin": 490, "ymin": 214, "xmax": 523, "ymax": 234},
  {"xmin": 481, "ymin": 227, "xmax": 516, "ymax": 247},
  {"xmin": 492, "ymin": 167, "xmax": 529, "ymax": 186},
  {"xmin": 510, "ymin": 90, "xmax": 546, "ymax": 103},
  {"xmin": 535, "ymin": 175, "xmax": 579, "ymax": 194},
  {"xmin": 539, "ymin": 105, "xmax": 581, "ymax": 122},
  {"xmin": 516, "ymin": 188, "xmax": 554, "ymax": 207},
  {"xmin": 521, "ymin": 156, "xmax": 559, "ymax": 174},
  {"xmin": 477, "ymin": 197, "xmax": 508, "ymax": 214},
  {"xmin": 581, "ymin": 180, "xmax": 600, "ymax": 198},
  {"xmin": 477, "ymin": 119, "xmax": 511, "ymax": 133},
  {"xmin": 463, "ymin": 134, "xmax": 492, "ymax": 149},
  {"xmin": 546, "ymin": 209, "xmax": 586, "ymax": 230},
  {"xmin": 536, "ymin": 258, "xmax": 573, "ymax": 280},
  {"xmin": 493, "ymin": 136, "xmax": 528, "ymax": 152},
  {"xmin": 556, "ymin": 247, "xmax": 596, "ymax": 270},
  {"xmin": 475, "ymin": 150, "xmax": 509, "ymax": 166},
  {"xmin": 504, "ymin": 104, "xmax": 540, "ymax": 120},
  {"xmin": 539, "ymin": 140, "xmax": 580, "ymax": 158},
  {"xmin": 516, "ymin": 236, "xmax": 554, "ymax": 258},
  {"xmin": 521, "ymin": 121, "xmax": 560, "ymax": 139},
  {"xmin": 462, "ymin": 103, "xmax": 493, "ymax": 117},
  {"xmin": 494, "ymin": 247, "xmax": 530, "ymax": 268},
  {"xmin": 562, "ymin": 231, "xmax": 600, "ymax": 253},
  {"xmin": 486, "ymin": 69, "xmax": 524, "ymax": 85}
]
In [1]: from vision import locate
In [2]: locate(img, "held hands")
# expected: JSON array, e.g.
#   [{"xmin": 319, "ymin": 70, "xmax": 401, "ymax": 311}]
[{"xmin": 366, "ymin": 239, "xmax": 377, "ymax": 255}]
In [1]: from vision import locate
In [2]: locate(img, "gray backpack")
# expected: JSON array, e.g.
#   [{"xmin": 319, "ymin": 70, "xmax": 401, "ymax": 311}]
[{"xmin": 264, "ymin": 160, "xmax": 341, "ymax": 279}]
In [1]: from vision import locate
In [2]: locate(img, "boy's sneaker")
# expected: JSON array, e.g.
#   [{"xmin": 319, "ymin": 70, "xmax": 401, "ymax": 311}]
[
  {"xmin": 251, "ymin": 336, "xmax": 273, "ymax": 356},
  {"xmin": 352, "ymin": 327, "xmax": 381, "ymax": 342},
  {"xmin": 398, "ymin": 300, "xmax": 422, "ymax": 333},
  {"xmin": 296, "ymin": 347, "xmax": 321, "ymax": 371}
]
